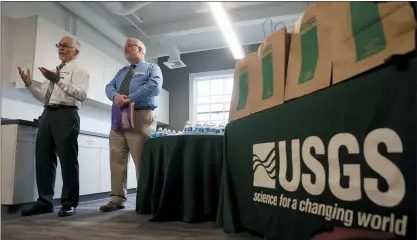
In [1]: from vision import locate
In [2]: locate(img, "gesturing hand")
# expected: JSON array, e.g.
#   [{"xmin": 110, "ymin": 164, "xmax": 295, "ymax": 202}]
[
  {"xmin": 114, "ymin": 94, "xmax": 130, "ymax": 107},
  {"xmin": 38, "ymin": 66, "xmax": 60, "ymax": 83},
  {"xmin": 17, "ymin": 67, "xmax": 32, "ymax": 87}
]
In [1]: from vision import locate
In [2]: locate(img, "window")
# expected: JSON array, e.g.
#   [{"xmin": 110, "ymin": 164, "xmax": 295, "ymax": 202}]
[{"xmin": 189, "ymin": 70, "xmax": 234, "ymax": 126}]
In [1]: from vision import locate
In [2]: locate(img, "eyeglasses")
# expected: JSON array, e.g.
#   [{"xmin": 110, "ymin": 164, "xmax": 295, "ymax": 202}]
[
  {"xmin": 125, "ymin": 44, "xmax": 143, "ymax": 51},
  {"xmin": 55, "ymin": 43, "xmax": 74, "ymax": 49}
]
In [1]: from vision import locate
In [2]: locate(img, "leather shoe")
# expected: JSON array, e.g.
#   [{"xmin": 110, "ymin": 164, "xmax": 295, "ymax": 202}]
[
  {"xmin": 99, "ymin": 201, "xmax": 125, "ymax": 212},
  {"xmin": 58, "ymin": 206, "xmax": 76, "ymax": 217},
  {"xmin": 21, "ymin": 203, "xmax": 53, "ymax": 217}
]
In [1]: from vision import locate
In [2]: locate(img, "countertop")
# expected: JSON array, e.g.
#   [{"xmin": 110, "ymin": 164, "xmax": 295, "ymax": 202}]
[{"xmin": 1, "ymin": 118, "xmax": 109, "ymax": 138}]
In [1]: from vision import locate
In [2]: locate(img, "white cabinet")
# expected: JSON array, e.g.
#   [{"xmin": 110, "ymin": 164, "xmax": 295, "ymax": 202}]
[
  {"xmin": 78, "ymin": 135, "xmax": 102, "ymax": 195},
  {"xmin": 8, "ymin": 15, "xmax": 171, "ymax": 118},
  {"xmin": 13, "ymin": 141, "xmax": 38, "ymax": 204},
  {"xmin": 104, "ymin": 56, "xmax": 125, "ymax": 105},
  {"xmin": 54, "ymin": 159, "xmax": 63, "ymax": 199},
  {"xmin": 77, "ymin": 40, "xmax": 106, "ymax": 103},
  {"xmin": 155, "ymin": 88, "xmax": 170, "ymax": 125},
  {"xmin": 1, "ymin": 123, "xmax": 146, "ymax": 205},
  {"xmin": 1, "ymin": 125, "xmax": 38, "ymax": 204},
  {"xmin": 8, "ymin": 15, "xmax": 133, "ymax": 107},
  {"xmin": 10, "ymin": 16, "xmax": 40, "ymax": 88},
  {"xmin": 79, "ymin": 147, "xmax": 101, "ymax": 195},
  {"xmin": 33, "ymin": 17, "xmax": 72, "ymax": 85},
  {"xmin": 127, "ymin": 156, "xmax": 137, "ymax": 189},
  {"xmin": 100, "ymin": 138, "xmax": 111, "ymax": 192}
]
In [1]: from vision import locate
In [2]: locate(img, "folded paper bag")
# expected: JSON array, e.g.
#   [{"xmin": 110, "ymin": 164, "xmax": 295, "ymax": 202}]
[
  {"xmin": 253, "ymin": 23, "xmax": 291, "ymax": 113},
  {"xmin": 111, "ymin": 103, "xmax": 135, "ymax": 130},
  {"xmin": 229, "ymin": 52, "xmax": 260, "ymax": 122},
  {"xmin": 284, "ymin": 2, "xmax": 333, "ymax": 102},
  {"xmin": 331, "ymin": 2, "xmax": 416, "ymax": 84}
]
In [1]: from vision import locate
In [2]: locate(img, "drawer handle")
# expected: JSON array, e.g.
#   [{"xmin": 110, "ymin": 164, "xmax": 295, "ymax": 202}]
[{"xmin": 86, "ymin": 140, "xmax": 95, "ymax": 144}]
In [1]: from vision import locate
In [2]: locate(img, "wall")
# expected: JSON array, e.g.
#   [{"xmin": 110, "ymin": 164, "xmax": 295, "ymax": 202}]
[
  {"xmin": 1, "ymin": 2, "xmax": 127, "ymax": 134},
  {"xmin": 158, "ymin": 44, "xmax": 259, "ymax": 130}
]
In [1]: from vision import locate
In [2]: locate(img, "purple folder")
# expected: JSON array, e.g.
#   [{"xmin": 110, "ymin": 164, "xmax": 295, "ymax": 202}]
[{"xmin": 111, "ymin": 103, "xmax": 136, "ymax": 130}]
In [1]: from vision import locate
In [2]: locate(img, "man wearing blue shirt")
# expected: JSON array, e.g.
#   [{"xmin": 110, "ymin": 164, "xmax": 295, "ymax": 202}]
[{"xmin": 101, "ymin": 38, "xmax": 162, "ymax": 212}]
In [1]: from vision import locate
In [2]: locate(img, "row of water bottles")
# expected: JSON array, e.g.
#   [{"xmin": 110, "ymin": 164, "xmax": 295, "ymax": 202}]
[
  {"xmin": 150, "ymin": 121, "xmax": 227, "ymax": 138},
  {"xmin": 150, "ymin": 128, "xmax": 182, "ymax": 138},
  {"xmin": 183, "ymin": 121, "xmax": 226, "ymax": 135}
]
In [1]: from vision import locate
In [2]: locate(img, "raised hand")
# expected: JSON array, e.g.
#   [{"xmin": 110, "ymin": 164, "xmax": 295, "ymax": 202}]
[
  {"xmin": 17, "ymin": 66, "xmax": 32, "ymax": 87},
  {"xmin": 38, "ymin": 67, "xmax": 60, "ymax": 83}
]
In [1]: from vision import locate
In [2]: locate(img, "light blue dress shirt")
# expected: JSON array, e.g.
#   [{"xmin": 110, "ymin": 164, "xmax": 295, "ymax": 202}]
[{"xmin": 105, "ymin": 60, "xmax": 163, "ymax": 109}]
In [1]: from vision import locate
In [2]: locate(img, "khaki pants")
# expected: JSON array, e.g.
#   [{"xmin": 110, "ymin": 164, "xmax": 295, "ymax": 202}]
[{"xmin": 108, "ymin": 109, "xmax": 157, "ymax": 205}]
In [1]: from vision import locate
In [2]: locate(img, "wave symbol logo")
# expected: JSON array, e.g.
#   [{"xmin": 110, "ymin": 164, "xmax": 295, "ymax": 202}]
[{"xmin": 253, "ymin": 142, "xmax": 276, "ymax": 189}]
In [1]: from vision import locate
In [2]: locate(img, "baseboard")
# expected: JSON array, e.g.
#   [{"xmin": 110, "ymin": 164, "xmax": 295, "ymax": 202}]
[{"xmin": 1, "ymin": 188, "xmax": 137, "ymax": 216}]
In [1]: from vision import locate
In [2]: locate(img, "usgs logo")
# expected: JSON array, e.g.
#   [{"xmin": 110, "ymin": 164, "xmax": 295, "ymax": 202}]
[
  {"xmin": 300, "ymin": 16, "xmax": 317, "ymax": 33},
  {"xmin": 253, "ymin": 128, "xmax": 405, "ymax": 208}
]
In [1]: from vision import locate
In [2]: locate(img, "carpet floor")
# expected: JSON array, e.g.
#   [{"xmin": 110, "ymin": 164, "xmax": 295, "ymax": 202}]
[{"xmin": 1, "ymin": 194, "xmax": 260, "ymax": 240}]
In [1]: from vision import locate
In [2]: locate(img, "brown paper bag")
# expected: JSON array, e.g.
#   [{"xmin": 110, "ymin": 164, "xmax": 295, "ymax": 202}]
[
  {"xmin": 332, "ymin": 2, "xmax": 416, "ymax": 84},
  {"xmin": 284, "ymin": 2, "xmax": 333, "ymax": 102},
  {"xmin": 252, "ymin": 24, "xmax": 291, "ymax": 113},
  {"xmin": 229, "ymin": 52, "xmax": 259, "ymax": 122}
]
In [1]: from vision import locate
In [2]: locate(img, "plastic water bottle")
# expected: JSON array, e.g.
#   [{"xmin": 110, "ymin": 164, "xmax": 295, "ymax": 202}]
[
  {"xmin": 209, "ymin": 123, "xmax": 217, "ymax": 134},
  {"xmin": 202, "ymin": 122, "xmax": 210, "ymax": 134},
  {"xmin": 194, "ymin": 123, "xmax": 202, "ymax": 134},
  {"xmin": 162, "ymin": 128, "xmax": 168, "ymax": 136},
  {"xmin": 218, "ymin": 123, "xmax": 226, "ymax": 134},
  {"xmin": 215, "ymin": 125, "xmax": 222, "ymax": 135},
  {"xmin": 156, "ymin": 127, "xmax": 163, "ymax": 137},
  {"xmin": 184, "ymin": 121, "xmax": 192, "ymax": 134},
  {"xmin": 150, "ymin": 129, "xmax": 156, "ymax": 138}
]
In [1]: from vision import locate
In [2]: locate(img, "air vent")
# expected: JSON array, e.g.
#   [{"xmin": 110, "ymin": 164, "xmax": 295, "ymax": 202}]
[
  {"xmin": 162, "ymin": 46, "xmax": 187, "ymax": 70},
  {"xmin": 163, "ymin": 60, "xmax": 186, "ymax": 69}
]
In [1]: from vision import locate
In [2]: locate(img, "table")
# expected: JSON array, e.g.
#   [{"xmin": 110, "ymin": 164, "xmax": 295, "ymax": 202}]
[
  {"xmin": 217, "ymin": 53, "xmax": 417, "ymax": 240},
  {"xmin": 136, "ymin": 134, "xmax": 223, "ymax": 223}
]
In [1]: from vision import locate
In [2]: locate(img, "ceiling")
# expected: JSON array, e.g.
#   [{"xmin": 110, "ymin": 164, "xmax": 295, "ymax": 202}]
[{"xmin": 60, "ymin": 1, "xmax": 310, "ymax": 59}]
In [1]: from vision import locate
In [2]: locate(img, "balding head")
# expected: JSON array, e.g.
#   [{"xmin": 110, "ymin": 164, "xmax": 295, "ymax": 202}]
[
  {"xmin": 58, "ymin": 36, "xmax": 80, "ymax": 63},
  {"xmin": 124, "ymin": 38, "xmax": 146, "ymax": 64}
]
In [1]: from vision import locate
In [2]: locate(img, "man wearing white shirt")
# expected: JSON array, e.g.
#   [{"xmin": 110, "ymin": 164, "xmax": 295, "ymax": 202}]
[{"xmin": 17, "ymin": 36, "xmax": 89, "ymax": 217}]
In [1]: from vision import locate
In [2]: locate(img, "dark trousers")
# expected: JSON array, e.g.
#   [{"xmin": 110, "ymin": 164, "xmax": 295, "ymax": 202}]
[{"xmin": 36, "ymin": 107, "xmax": 80, "ymax": 208}]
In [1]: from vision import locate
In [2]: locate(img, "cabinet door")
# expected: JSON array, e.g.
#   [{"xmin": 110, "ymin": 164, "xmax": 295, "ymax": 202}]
[
  {"xmin": 13, "ymin": 141, "xmax": 37, "ymax": 204},
  {"xmin": 54, "ymin": 157, "xmax": 63, "ymax": 199},
  {"xmin": 78, "ymin": 147, "xmax": 101, "ymax": 195},
  {"xmin": 100, "ymin": 148, "xmax": 111, "ymax": 192},
  {"xmin": 155, "ymin": 89, "xmax": 170, "ymax": 125},
  {"xmin": 127, "ymin": 155, "xmax": 137, "ymax": 189},
  {"xmin": 104, "ymin": 56, "xmax": 125, "ymax": 105},
  {"xmin": 33, "ymin": 17, "xmax": 73, "ymax": 85},
  {"xmin": 77, "ymin": 40, "xmax": 105, "ymax": 103},
  {"xmin": 11, "ymin": 16, "xmax": 38, "ymax": 88}
]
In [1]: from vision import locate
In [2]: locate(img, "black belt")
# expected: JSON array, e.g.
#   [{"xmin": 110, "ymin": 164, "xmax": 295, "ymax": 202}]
[
  {"xmin": 135, "ymin": 106, "xmax": 153, "ymax": 111},
  {"xmin": 45, "ymin": 104, "xmax": 78, "ymax": 110}
]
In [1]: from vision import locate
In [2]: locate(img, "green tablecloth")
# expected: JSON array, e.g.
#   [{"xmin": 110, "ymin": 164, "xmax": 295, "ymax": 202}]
[
  {"xmin": 217, "ymin": 53, "xmax": 416, "ymax": 240},
  {"xmin": 136, "ymin": 135, "xmax": 223, "ymax": 223}
]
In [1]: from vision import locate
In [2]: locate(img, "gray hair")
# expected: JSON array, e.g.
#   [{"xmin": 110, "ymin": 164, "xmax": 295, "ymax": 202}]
[{"xmin": 128, "ymin": 38, "xmax": 147, "ymax": 55}]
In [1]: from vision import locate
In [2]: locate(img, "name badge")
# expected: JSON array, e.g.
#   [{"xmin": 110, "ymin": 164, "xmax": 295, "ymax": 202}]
[{"xmin": 134, "ymin": 72, "xmax": 145, "ymax": 76}]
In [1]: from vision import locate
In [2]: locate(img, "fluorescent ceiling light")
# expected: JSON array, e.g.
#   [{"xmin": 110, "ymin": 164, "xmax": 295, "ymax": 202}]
[{"xmin": 208, "ymin": 2, "xmax": 245, "ymax": 60}]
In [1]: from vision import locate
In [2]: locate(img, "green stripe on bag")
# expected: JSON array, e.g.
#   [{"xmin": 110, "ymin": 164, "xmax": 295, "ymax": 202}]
[
  {"xmin": 298, "ymin": 16, "xmax": 319, "ymax": 84},
  {"xmin": 350, "ymin": 2, "xmax": 386, "ymax": 62},
  {"xmin": 262, "ymin": 45, "xmax": 274, "ymax": 100},
  {"xmin": 237, "ymin": 72, "xmax": 249, "ymax": 111}
]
